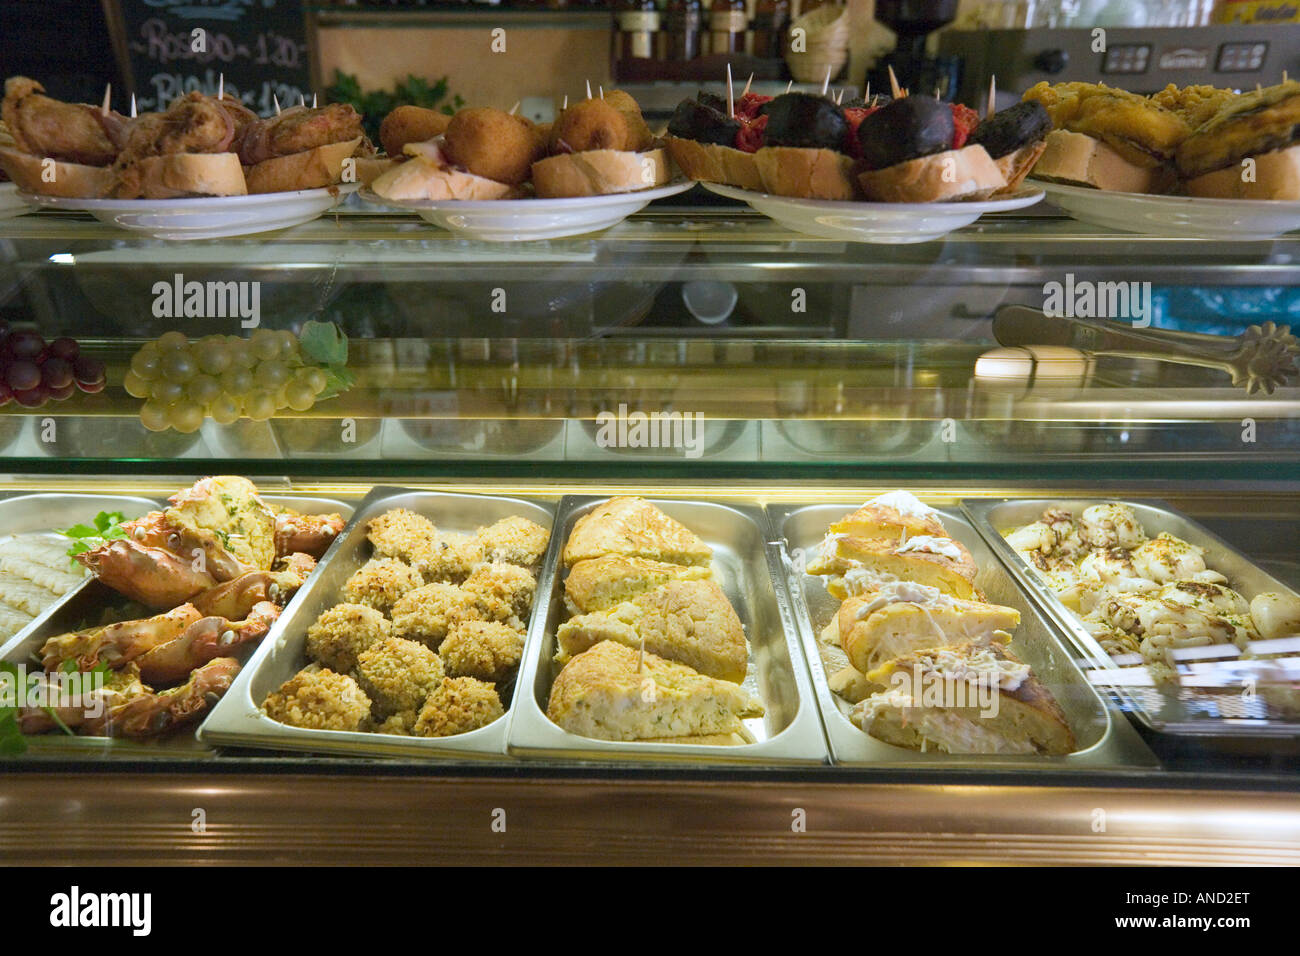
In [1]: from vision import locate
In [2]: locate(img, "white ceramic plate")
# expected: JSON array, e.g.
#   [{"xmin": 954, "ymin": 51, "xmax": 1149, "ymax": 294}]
[
  {"xmin": 359, "ymin": 180, "xmax": 695, "ymax": 241},
  {"xmin": 1037, "ymin": 179, "xmax": 1300, "ymax": 240},
  {"xmin": 17, "ymin": 183, "xmax": 360, "ymax": 240},
  {"xmin": 0, "ymin": 183, "xmax": 30, "ymax": 219},
  {"xmin": 701, "ymin": 182, "xmax": 1044, "ymax": 243}
]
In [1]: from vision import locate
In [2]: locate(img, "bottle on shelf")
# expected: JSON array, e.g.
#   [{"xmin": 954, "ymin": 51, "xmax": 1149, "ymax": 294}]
[
  {"xmin": 616, "ymin": 0, "xmax": 662, "ymax": 62},
  {"xmin": 709, "ymin": 0, "xmax": 749, "ymax": 55},
  {"xmin": 665, "ymin": 0, "xmax": 704, "ymax": 61},
  {"xmin": 750, "ymin": 0, "xmax": 789, "ymax": 58}
]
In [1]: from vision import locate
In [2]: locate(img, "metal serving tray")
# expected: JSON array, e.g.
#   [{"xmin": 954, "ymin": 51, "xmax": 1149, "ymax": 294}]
[
  {"xmin": 200, "ymin": 487, "xmax": 555, "ymax": 759},
  {"xmin": 965, "ymin": 497, "xmax": 1300, "ymax": 741},
  {"xmin": 769, "ymin": 501, "xmax": 1155, "ymax": 768},
  {"xmin": 508, "ymin": 495, "xmax": 829, "ymax": 765},
  {"xmin": 0, "ymin": 493, "xmax": 354, "ymax": 758}
]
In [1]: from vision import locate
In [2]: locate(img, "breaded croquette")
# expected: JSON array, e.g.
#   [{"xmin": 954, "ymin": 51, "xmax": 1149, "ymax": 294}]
[
  {"xmin": 443, "ymin": 107, "xmax": 544, "ymax": 185},
  {"xmin": 414, "ymin": 676, "xmax": 504, "ymax": 737},
  {"xmin": 1023, "ymin": 81, "xmax": 1189, "ymax": 166},
  {"xmin": 475, "ymin": 515, "xmax": 550, "ymax": 567},
  {"xmin": 306, "ymin": 602, "xmax": 390, "ymax": 674},
  {"xmin": 417, "ymin": 531, "xmax": 484, "ymax": 583},
  {"xmin": 367, "ymin": 508, "xmax": 439, "ymax": 565},
  {"xmin": 379, "ymin": 105, "xmax": 451, "ymax": 158},
  {"xmin": 551, "ymin": 98, "xmax": 628, "ymax": 153},
  {"xmin": 374, "ymin": 709, "xmax": 418, "ymax": 736},
  {"xmin": 264, "ymin": 666, "xmax": 372, "ymax": 732},
  {"xmin": 343, "ymin": 557, "xmax": 424, "ymax": 614},
  {"xmin": 601, "ymin": 89, "xmax": 654, "ymax": 150},
  {"xmin": 440, "ymin": 620, "xmax": 525, "ymax": 682},
  {"xmin": 390, "ymin": 581, "xmax": 484, "ymax": 649},
  {"xmin": 355, "ymin": 636, "xmax": 445, "ymax": 717},
  {"xmin": 462, "ymin": 562, "xmax": 536, "ymax": 627}
]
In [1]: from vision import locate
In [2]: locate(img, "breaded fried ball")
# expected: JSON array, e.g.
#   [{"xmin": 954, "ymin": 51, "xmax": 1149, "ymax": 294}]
[
  {"xmin": 355, "ymin": 636, "xmax": 445, "ymax": 717},
  {"xmin": 390, "ymin": 582, "xmax": 485, "ymax": 649},
  {"xmin": 601, "ymin": 89, "xmax": 653, "ymax": 150},
  {"xmin": 416, "ymin": 532, "xmax": 484, "ymax": 583},
  {"xmin": 550, "ymin": 98, "xmax": 628, "ymax": 153},
  {"xmin": 306, "ymin": 602, "xmax": 390, "ymax": 674},
  {"xmin": 462, "ymin": 562, "xmax": 536, "ymax": 626},
  {"xmin": 367, "ymin": 508, "xmax": 438, "ymax": 564},
  {"xmin": 379, "ymin": 105, "xmax": 451, "ymax": 158},
  {"xmin": 441, "ymin": 620, "xmax": 525, "ymax": 682},
  {"xmin": 413, "ymin": 676, "xmax": 504, "ymax": 737},
  {"xmin": 343, "ymin": 557, "xmax": 424, "ymax": 614},
  {"xmin": 375, "ymin": 709, "xmax": 418, "ymax": 736},
  {"xmin": 475, "ymin": 515, "xmax": 549, "ymax": 567},
  {"xmin": 443, "ymin": 107, "xmax": 544, "ymax": 185},
  {"xmin": 264, "ymin": 666, "xmax": 371, "ymax": 732}
]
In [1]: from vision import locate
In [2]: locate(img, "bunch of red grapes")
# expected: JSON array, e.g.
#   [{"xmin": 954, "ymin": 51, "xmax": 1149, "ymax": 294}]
[{"xmin": 0, "ymin": 322, "xmax": 106, "ymax": 408}]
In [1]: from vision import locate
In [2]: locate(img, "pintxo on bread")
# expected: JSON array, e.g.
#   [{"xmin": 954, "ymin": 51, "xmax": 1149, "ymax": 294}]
[
  {"xmin": 666, "ymin": 76, "xmax": 1050, "ymax": 203},
  {"xmin": 0, "ymin": 75, "xmax": 381, "ymax": 200},
  {"xmin": 805, "ymin": 490, "xmax": 1077, "ymax": 756}
]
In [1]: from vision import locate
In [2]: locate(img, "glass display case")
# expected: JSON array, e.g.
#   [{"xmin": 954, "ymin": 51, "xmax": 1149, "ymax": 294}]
[{"xmin": 1, "ymin": 196, "xmax": 1298, "ymax": 866}]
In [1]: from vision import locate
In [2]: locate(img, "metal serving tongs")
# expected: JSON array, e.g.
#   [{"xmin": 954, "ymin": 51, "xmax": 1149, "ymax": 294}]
[{"xmin": 993, "ymin": 305, "xmax": 1300, "ymax": 394}]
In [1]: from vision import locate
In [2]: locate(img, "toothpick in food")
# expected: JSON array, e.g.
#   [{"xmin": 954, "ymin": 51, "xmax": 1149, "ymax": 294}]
[
  {"xmin": 562, "ymin": 94, "xmax": 568, "ymax": 110},
  {"xmin": 726, "ymin": 63, "xmax": 735, "ymax": 118},
  {"xmin": 218, "ymin": 74, "xmax": 223, "ymax": 100},
  {"xmin": 888, "ymin": 65, "xmax": 903, "ymax": 99},
  {"xmin": 741, "ymin": 72, "xmax": 754, "ymax": 99},
  {"xmin": 586, "ymin": 79, "xmax": 593, "ymax": 99},
  {"xmin": 785, "ymin": 80, "xmax": 793, "ymax": 94},
  {"xmin": 130, "ymin": 93, "xmax": 137, "ymax": 118},
  {"xmin": 821, "ymin": 63, "xmax": 832, "ymax": 97},
  {"xmin": 273, "ymin": 94, "xmax": 281, "ymax": 115},
  {"xmin": 836, "ymin": 88, "xmax": 844, "ymax": 105},
  {"xmin": 100, "ymin": 84, "xmax": 111, "ymax": 116},
  {"xmin": 986, "ymin": 74, "xmax": 997, "ymax": 118},
  {"xmin": 313, "ymin": 92, "xmax": 318, "ymax": 108}
]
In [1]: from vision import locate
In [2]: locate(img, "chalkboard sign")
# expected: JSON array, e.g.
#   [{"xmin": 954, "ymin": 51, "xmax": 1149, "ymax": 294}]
[{"xmin": 112, "ymin": 0, "xmax": 311, "ymax": 115}]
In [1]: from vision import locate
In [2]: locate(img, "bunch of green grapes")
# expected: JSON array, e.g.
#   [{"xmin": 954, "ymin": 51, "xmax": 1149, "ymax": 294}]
[{"xmin": 124, "ymin": 330, "xmax": 330, "ymax": 433}]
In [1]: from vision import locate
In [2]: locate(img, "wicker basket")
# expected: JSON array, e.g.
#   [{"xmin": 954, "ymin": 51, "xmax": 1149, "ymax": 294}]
[{"xmin": 784, "ymin": 5, "xmax": 850, "ymax": 84}]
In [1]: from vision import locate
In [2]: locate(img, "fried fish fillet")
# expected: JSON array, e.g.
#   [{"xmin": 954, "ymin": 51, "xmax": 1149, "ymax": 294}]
[
  {"xmin": 562, "ymin": 496, "xmax": 712, "ymax": 567},
  {"xmin": 1176, "ymin": 81, "xmax": 1300, "ymax": 178},
  {"xmin": 1023, "ymin": 81, "xmax": 1189, "ymax": 167},
  {"xmin": 555, "ymin": 578, "xmax": 747, "ymax": 683},
  {"xmin": 546, "ymin": 640, "xmax": 763, "ymax": 741}
]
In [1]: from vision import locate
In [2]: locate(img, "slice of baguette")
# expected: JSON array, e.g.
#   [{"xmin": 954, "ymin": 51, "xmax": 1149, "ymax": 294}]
[
  {"xmin": 0, "ymin": 147, "xmax": 115, "ymax": 198},
  {"xmin": 1030, "ymin": 128, "xmax": 1156, "ymax": 194},
  {"xmin": 993, "ymin": 139, "xmax": 1048, "ymax": 196},
  {"xmin": 666, "ymin": 136, "xmax": 763, "ymax": 191},
  {"xmin": 116, "ymin": 152, "xmax": 247, "ymax": 199},
  {"xmin": 531, "ymin": 147, "xmax": 671, "ymax": 198},
  {"xmin": 858, "ymin": 144, "xmax": 1005, "ymax": 203},
  {"xmin": 243, "ymin": 137, "xmax": 362, "ymax": 194},
  {"xmin": 352, "ymin": 155, "xmax": 400, "ymax": 187},
  {"xmin": 369, "ymin": 153, "xmax": 520, "ymax": 201},
  {"xmin": 754, "ymin": 146, "xmax": 857, "ymax": 200},
  {"xmin": 1185, "ymin": 143, "xmax": 1300, "ymax": 200}
]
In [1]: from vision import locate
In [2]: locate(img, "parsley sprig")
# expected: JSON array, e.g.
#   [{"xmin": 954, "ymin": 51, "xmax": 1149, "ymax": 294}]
[{"xmin": 57, "ymin": 510, "xmax": 129, "ymax": 567}]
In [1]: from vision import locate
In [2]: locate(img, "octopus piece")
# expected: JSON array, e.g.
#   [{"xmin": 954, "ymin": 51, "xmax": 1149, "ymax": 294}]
[{"xmin": 1130, "ymin": 532, "xmax": 1222, "ymax": 584}]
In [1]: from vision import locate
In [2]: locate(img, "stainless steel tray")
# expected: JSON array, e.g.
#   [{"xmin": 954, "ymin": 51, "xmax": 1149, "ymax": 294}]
[
  {"xmin": 965, "ymin": 497, "xmax": 1300, "ymax": 740},
  {"xmin": 199, "ymin": 487, "xmax": 555, "ymax": 759},
  {"xmin": 508, "ymin": 495, "xmax": 828, "ymax": 764},
  {"xmin": 1, "ymin": 492, "xmax": 354, "ymax": 758},
  {"xmin": 769, "ymin": 501, "xmax": 1155, "ymax": 768}
]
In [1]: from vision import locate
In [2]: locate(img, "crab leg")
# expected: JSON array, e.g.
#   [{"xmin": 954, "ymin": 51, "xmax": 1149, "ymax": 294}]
[
  {"xmin": 135, "ymin": 601, "xmax": 279, "ymax": 685},
  {"xmin": 274, "ymin": 511, "xmax": 344, "ymax": 559},
  {"xmin": 191, "ymin": 568, "xmax": 305, "ymax": 618},
  {"xmin": 102, "ymin": 658, "xmax": 242, "ymax": 739},
  {"xmin": 39, "ymin": 604, "xmax": 204, "ymax": 673}
]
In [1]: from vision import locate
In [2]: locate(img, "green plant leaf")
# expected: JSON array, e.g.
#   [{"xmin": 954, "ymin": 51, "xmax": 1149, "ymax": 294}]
[
  {"xmin": 316, "ymin": 366, "xmax": 356, "ymax": 402},
  {"xmin": 300, "ymin": 319, "xmax": 349, "ymax": 367}
]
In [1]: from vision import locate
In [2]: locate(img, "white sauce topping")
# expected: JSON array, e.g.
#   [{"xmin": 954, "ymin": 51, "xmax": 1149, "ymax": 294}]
[
  {"xmin": 854, "ymin": 581, "xmax": 945, "ymax": 619},
  {"xmin": 895, "ymin": 535, "xmax": 963, "ymax": 562},
  {"xmin": 866, "ymin": 490, "xmax": 939, "ymax": 520}
]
